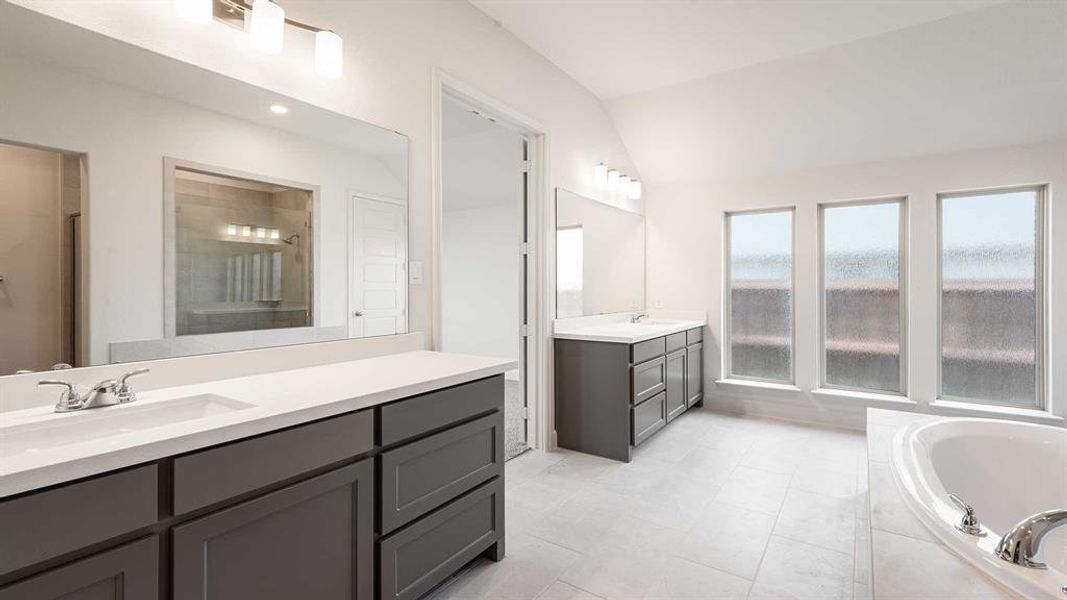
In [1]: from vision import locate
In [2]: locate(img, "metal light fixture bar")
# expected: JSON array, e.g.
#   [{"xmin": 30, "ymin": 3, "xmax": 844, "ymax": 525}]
[{"xmin": 216, "ymin": 0, "xmax": 327, "ymax": 33}]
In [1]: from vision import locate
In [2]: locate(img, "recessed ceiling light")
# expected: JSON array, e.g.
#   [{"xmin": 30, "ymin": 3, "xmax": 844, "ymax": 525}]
[{"xmin": 269, "ymin": 104, "xmax": 289, "ymax": 115}]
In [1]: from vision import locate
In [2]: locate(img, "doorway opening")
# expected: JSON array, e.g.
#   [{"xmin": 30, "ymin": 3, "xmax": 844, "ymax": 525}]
[
  {"xmin": 439, "ymin": 92, "xmax": 534, "ymax": 460},
  {"xmin": 0, "ymin": 141, "xmax": 87, "ymax": 374}
]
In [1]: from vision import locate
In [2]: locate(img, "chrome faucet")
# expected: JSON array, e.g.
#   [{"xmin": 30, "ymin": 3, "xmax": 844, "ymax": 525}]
[
  {"xmin": 630, "ymin": 313, "xmax": 650, "ymax": 323},
  {"xmin": 40, "ymin": 368, "xmax": 149, "ymax": 413},
  {"xmin": 995, "ymin": 508, "xmax": 1067, "ymax": 568}
]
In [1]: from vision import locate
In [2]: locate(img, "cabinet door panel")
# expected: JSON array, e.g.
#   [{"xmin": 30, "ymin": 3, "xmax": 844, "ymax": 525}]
[
  {"xmin": 0, "ymin": 537, "xmax": 157, "ymax": 600},
  {"xmin": 172, "ymin": 460, "xmax": 373, "ymax": 600},
  {"xmin": 665, "ymin": 350, "xmax": 687, "ymax": 422},
  {"xmin": 686, "ymin": 343, "xmax": 704, "ymax": 407}
]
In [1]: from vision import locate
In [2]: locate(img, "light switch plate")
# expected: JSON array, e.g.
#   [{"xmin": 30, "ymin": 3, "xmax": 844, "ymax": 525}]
[{"xmin": 409, "ymin": 261, "xmax": 423, "ymax": 285}]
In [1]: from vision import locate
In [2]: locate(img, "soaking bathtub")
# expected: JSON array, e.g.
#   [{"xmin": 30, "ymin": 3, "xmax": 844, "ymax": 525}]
[{"xmin": 892, "ymin": 417, "xmax": 1067, "ymax": 599}]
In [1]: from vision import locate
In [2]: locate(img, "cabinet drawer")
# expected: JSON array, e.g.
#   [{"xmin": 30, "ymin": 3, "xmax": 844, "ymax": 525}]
[
  {"xmin": 631, "ymin": 337, "xmax": 666, "ymax": 364},
  {"xmin": 686, "ymin": 327, "xmax": 703, "ymax": 345},
  {"xmin": 0, "ymin": 536, "xmax": 159, "ymax": 600},
  {"xmin": 173, "ymin": 409, "xmax": 373, "ymax": 515},
  {"xmin": 379, "ymin": 478, "xmax": 503, "ymax": 600},
  {"xmin": 173, "ymin": 460, "xmax": 374, "ymax": 600},
  {"xmin": 380, "ymin": 376, "xmax": 503, "ymax": 447},
  {"xmin": 665, "ymin": 332, "xmax": 686, "ymax": 354},
  {"xmin": 0, "ymin": 465, "xmax": 157, "ymax": 576},
  {"xmin": 380, "ymin": 412, "xmax": 503, "ymax": 534},
  {"xmin": 632, "ymin": 391, "xmax": 666, "ymax": 446},
  {"xmin": 631, "ymin": 356, "xmax": 666, "ymax": 404}
]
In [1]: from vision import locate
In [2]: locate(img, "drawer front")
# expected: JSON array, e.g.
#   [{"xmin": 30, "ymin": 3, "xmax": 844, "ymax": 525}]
[
  {"xmin": 631, "ymin": 356, "xmax": 666, "ymax": 404},
  {"xmin": 665, "ymin": 350, "xmax": 687, "ymax": 423},
  {"xmin": 380, "ymin": 412, "xmax": 503, "ymax": 534},
  {"xmin": 665, "ymin": 332, "xmax": 686, "ymax": 354},
  {"xmin": 631, "ymin": 337, "xmax": 666, "ymax": 364},
  {"xmin": 686, "ymin": 327, "xmax": 703, "ymax": 345},
  {"xmin": 0, "ymin": 536, "xmax": 159, "ymax": 600},
  {"xmin": 379, "ymin": 478, "xmax": 503, "ymax": 600},
  {"xmin": 632, "ymin": 391, "xmax": 666, "ymax": 446},
  {"xmin": 380, "ymin": 376, "xmax": 503, "ymax": 447},
  {"xmin": 0, "ymin": 465, "xmax": 157, "ymax": 577},
  {"xmin": 173, "ymin": 409, "xmax": 373, "ymax": 515}
]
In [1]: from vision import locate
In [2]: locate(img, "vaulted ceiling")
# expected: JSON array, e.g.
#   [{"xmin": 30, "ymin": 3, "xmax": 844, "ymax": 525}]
[{"xmin": 472, "ymin": 1, "xmax": 1067, "ymax": 183}]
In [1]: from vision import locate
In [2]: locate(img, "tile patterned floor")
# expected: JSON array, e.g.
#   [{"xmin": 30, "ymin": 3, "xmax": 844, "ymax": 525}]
[{"xmin": 431, "ymin": 407, "xmax": 871, "ymax": 600}]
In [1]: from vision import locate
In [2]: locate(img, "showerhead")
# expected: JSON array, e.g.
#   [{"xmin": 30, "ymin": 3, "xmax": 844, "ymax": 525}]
[{"xmin": 282, "ymin": 233, "xmax": 301, "ymax": 245}]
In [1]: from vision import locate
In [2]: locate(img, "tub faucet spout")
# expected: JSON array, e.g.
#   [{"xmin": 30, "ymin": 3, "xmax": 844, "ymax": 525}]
[{"xmin": 995, "ymin": 509, "xmax": 1067, "ymax": 569}]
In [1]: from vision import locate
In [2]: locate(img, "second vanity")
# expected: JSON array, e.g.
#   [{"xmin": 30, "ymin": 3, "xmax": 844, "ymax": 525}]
[
  {"xmin": 0, "ymin": 351, "xmax": 514, "ymax": 600},
  {"xmin": 554, "ymin": 316, "xmax": 705, "ymax": 462}
]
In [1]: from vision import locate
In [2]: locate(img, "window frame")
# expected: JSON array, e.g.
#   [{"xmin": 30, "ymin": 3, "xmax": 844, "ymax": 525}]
[
  {"xmin": 722, "ymin": 206, "xmax": 797, "ymax": 385},
  {"xmin": 817, "ymin": 196, "xmax": 909, "ymax": 396},
  {"xmin": 935, "ymin": 184, "xmax": 1047, "ymax": 409}
]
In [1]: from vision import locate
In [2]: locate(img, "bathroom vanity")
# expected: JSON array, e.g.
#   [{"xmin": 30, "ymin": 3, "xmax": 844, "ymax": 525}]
[
  {"xmin": 554, "ymin": 319, "xmax": 705, "ymax": 462},
  {"xmin": 0, "ymin": 351, "xmax": 512, "ymax": 600}
]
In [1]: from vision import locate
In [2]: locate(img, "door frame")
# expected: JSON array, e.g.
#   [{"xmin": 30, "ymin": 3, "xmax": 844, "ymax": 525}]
[{"xmin": 431, "ymin": 69, "xmax": 551, "ymax": 452}]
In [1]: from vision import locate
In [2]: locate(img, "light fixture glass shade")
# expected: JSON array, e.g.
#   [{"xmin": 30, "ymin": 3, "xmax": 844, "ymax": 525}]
[
  {"xmin": 249, "ymin": 0, "xmax": 285, "ymax": 55},
  {"xmin": 594, "ymin": 163, "xmax": 608, "ymax": 187},
  {"xmin": 175, "ymin": 0, "xmax": 212, "ymax": 24},
  {"xmin": 629, "ymin": 180, "xmax": 642, "ymax": 200},
  {"xmin": 619, "ymin": 175, "xmax": 631, "ymax": 192},
  {"xmin": 607, "ymin": 169, "xmax": 620, "ymax": 191},
  {"xmin": 226, "ymin": 223, "xmax": 238, "ymax": 235},
  {"xmin": 315, "ymin": 31, "xmax": 344, "ymax": 79}
]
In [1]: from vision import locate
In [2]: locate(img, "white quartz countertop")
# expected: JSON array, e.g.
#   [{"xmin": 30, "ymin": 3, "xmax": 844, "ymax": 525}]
[
  {"xmin": 0, "ymin": 350, "xmax": 516, "ymax": 498},
  {"xmin": 553, "ymin": 319, "xmax": 705, "ymax": 344}
]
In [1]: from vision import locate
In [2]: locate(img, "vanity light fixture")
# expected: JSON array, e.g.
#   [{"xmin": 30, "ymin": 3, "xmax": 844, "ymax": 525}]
[
  {"xmin": 175, "ymin": 0, "xmax": 343, "ymax": 79},
  {"xmin": 628, "ymin": 179, "xmax": 642, "ymax": 200},
  {"xmin": 619, "ymin": 174, "xmax": 631, "ymax": 193},
  {"xmin": 270, "ymin": 228, "xmax": 281, "ymax": 240},
  {"xmin": 240, "ymin": 225, "xmax": 253, "ymax": 237},
  {"xmin": 269, "ymin": 103, "xmax": 289, "ymax": 114},
  {"xmin": 226, "ymin": 223, "xmax": 239, "ymax": 235},
  {"xmin": 175, "ymin": 0, "xmax": 213, "ymax": 24},
  {"xmin": 593, "ymin": 163, "xmax": 609, "ymax": 187},
  {"xmin": 255, "ymin": 226, "xmax": 268, "ymax": 239}
]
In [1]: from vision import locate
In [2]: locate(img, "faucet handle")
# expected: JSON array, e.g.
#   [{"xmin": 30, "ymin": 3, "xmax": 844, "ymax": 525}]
[
  {"xmin": 116, "ymin": 368, "xmax": 149, "ymax": 403},
  {"xmin": 39, "ymin": 379, "xmax": 87, "ymax": 412},
  {"xmin": 948, "ymin": 493, "xmax": 986, "ymax": 536}
]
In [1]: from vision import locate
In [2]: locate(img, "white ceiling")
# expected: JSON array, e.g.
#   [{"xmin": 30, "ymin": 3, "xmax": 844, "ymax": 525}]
[
  {"xmin": 473, "ymin": 1, "xmax": 1067, "ymax": 184},
  {"xmin": 471, "ymin": 0, "xmax": 1002, "ymax": 100}
]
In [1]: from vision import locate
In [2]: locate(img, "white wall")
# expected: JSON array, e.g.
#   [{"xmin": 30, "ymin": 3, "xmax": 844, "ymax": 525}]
[
  {"xmin": 9, "ymin": 0, "xmax": 641, "ymax": 344},
  {"xmin": 441, "ymin": 122, "xmax": 523, "ymax": 361},
  {"xmin": 0, "ymin": 53, "xmax": 403, "ymax": 364},
  {"xmin": 646, "ymin": 140, "xmax": 1067, "ymax": 428}
]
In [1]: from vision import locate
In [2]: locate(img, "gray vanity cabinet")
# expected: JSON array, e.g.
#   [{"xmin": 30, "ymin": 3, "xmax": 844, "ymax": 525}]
[
  {"xmin": 0, "ymin": 537, "xmax": 158, "ymax": 600},
  {"xmin": 172, "ymin": 460, "xmax": 374, "ymax": 600},
  {"xmin": 0, "ymin": 375, "xmax": 506, "ymax": 600},
  {"xmin": 555, "ymin": 326, "xmax": 704, "ymax": 462}
]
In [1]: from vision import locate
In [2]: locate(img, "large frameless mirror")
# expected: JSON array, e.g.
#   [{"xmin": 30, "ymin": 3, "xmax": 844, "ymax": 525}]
[{"xmin": 0, "ymin": 4, "xmax": 409, "ymax": 374}]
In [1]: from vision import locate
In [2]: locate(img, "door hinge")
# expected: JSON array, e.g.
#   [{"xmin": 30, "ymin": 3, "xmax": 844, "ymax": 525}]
[
  {"xmin": 522, "ymin": 406, "xmax": 530, "ymax": 419},
  {"xmin": 520, "ymin": 324, "xmax": 529, "ymax": 337},
  {"xmin": 520, "ymin": 160, "xmax": 531, "ymax": 173},
  {"xmin": 520, "ymin": 242, "xmax": 529, "ymax": 255}
]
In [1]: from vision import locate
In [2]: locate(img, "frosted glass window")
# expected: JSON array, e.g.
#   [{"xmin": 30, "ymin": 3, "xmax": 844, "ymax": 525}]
[
  {"xmin": 726, "ymin": 209, "xmax": 793, "ymax": 382},
  {"xmin": 556, "ymin": 226, "xmax": 584, "ymax": 318},
  {"xmin": 821, "ymin": 201, "xmax": 903, "ymax": 393},
  {"xmin": 940, "ymin": 187, "xmax": 1042, "ymax": 408}
]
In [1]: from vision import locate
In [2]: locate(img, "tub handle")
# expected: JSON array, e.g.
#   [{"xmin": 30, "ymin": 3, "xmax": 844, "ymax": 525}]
[{"xmin": 948, "ymin": 493, "xmax": 986, "ymax": 537}]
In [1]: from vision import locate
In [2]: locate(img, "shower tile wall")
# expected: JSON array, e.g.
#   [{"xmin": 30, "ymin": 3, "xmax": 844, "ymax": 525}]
[{"xmin": 174, "ymin": 176, "xmax": 312, "ymax": 336}]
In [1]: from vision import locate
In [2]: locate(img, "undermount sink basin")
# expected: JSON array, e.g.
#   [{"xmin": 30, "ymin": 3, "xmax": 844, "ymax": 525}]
[{"xmin": 0, "ymin": 394, "xmax": 254, "ymax": 457}]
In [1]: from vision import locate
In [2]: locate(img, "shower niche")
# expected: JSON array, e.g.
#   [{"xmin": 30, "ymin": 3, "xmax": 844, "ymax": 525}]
[{"xmin": 169, "ymin": 163, "xmax": 315, "ymax": 337}]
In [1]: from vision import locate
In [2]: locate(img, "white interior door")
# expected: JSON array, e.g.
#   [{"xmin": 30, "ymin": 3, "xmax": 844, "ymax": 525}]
[{"xmin": 350, "ymin": 194, "xmax": 407, "ymax": 338}]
